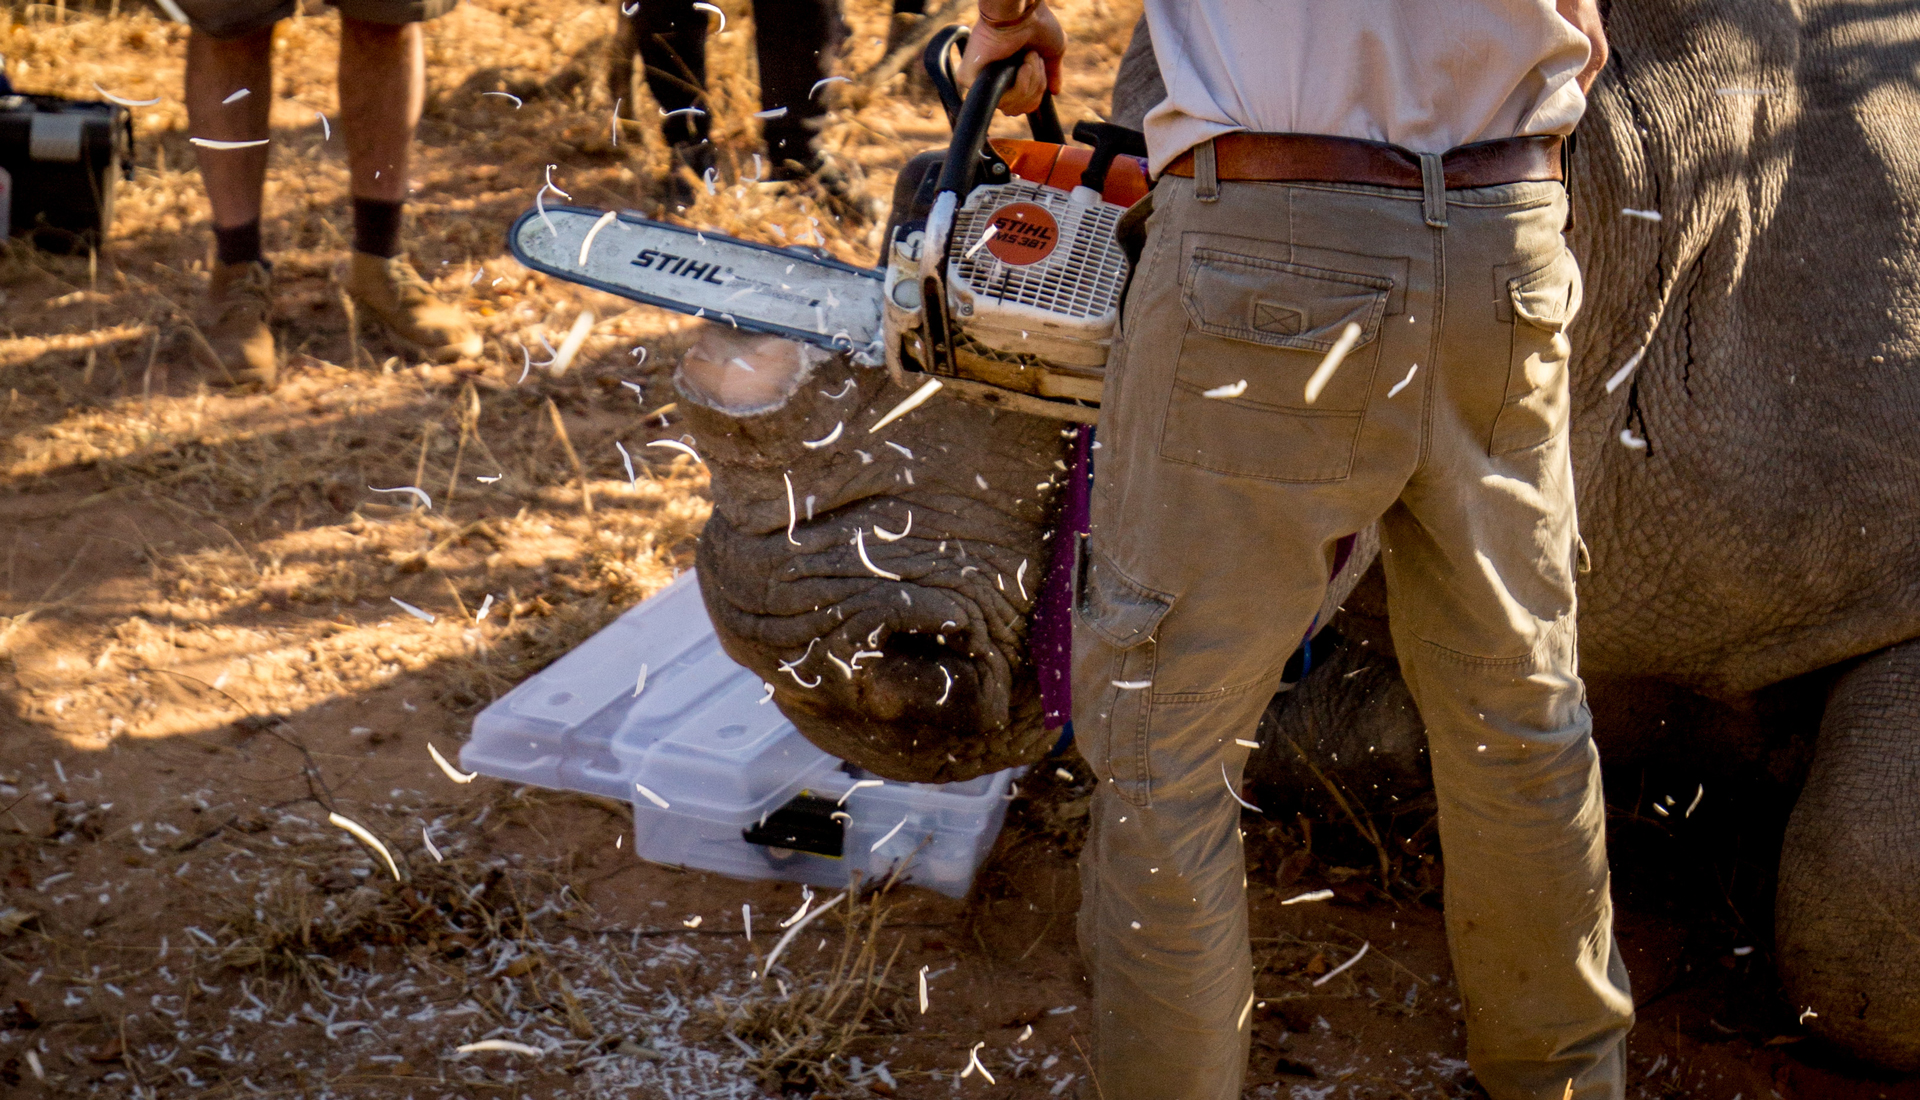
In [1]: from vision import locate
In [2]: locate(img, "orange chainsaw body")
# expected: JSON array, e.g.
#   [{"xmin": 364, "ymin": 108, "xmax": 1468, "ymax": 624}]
[{"xmin": 991, "ymin": 139, "xmax": 1153, "ymax": 208}]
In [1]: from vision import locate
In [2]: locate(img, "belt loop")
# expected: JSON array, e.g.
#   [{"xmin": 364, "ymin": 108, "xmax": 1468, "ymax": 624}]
[
  {"xmin": 1194, "ymin": 139, "xmax": 1220, "ymax": 202},
  {"xmin": 1419, "ymin": 152, "xmax": 1448, "ymax": 228}
]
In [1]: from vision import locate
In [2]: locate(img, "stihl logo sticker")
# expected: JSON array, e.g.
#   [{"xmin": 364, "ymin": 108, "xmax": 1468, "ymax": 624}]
[
  {"xmin": 982, "ymin": 203, "xmax": 1058, "ymax": 266},
  {"xmin": 630, "ymin": 247, "xmax": 728, "ymax": 285}
]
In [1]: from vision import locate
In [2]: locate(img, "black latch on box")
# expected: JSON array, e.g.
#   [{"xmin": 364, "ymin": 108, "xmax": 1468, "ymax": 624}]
[
  {"xmin": 742, "ymin": 792, "xmax": 847, "ymax": 859},
  {"xmin": 0, "ymin": 92, "xmax": 134, "ymax": 254}
]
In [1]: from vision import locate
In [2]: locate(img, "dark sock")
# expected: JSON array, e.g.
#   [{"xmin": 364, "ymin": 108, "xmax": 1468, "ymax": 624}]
[
  {"xmin": 213, "ymin": 221, "xmax": 262, "ymax": 267},
  {"xmin": 352, "ymin": 198, "xmax": 404, "ymax": 259}
]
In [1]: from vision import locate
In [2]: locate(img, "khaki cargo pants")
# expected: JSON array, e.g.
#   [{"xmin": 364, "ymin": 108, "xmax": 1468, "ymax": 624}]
[{"xmin": 1072, "ymin": 151, "xmax": 1635, "ymax": 1100}]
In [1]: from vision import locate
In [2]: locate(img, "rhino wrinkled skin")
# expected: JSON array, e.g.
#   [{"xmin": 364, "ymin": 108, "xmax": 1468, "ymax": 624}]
[{"xmin": 681, "ymin": 329, "xmax": 1070, "ymax": 782}]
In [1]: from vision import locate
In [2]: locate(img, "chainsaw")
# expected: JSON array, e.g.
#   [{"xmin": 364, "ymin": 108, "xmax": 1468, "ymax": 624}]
[{"xmin": 506, "ymin": 28, "xmax": 1149, "ymax": 423}]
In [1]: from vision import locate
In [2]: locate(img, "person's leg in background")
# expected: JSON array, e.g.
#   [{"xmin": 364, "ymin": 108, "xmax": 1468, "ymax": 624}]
[
  {"xmin": 618, "ymin": 0, "xmax": 716, "ymax": 207},
  {"xmin": 181, "ymin": 2, "xmax": 286, "ymax": 385},
  {"xmin": 335, "ymin": 2, "xmax": 481, "ymax": 362},
  {"xmin": 749, "ymin": 0, "xmax": 837, "ymax": 171},
  {"xmin": 883, "ymin": 0, "xmax": 938, "ymax": 99},
  {"xmin": 336, "ymin": 13, "xmax": 421, "ymax": 255},
  {"xmin": 750, "ymin": 0, "xmax": 873, "ymax": 221},
  {"xmin": 884, "ymin": 0, "xmax": 926, "ymax": 66},
  {"xmin": 1380, "ymin": 182, "xmax": 1633, "ymax": 1100}
]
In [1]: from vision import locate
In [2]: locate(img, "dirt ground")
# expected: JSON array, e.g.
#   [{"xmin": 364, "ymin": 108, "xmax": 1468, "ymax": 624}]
[{"xmin": 0, "ymin": 0, "xmax": 1916, "ymax": 1097}]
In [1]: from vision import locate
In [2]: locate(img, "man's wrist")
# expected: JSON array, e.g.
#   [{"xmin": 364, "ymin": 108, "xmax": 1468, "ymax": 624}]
[{"xmin": 977, "ymin": 0, "xmax": 1040, "ymax": 28}]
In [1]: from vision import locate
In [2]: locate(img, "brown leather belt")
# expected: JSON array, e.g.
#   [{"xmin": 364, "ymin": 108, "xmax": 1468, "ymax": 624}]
[{"xmin": 1164, "ymin": 132, "xmax": 1564, "ymax": 189}]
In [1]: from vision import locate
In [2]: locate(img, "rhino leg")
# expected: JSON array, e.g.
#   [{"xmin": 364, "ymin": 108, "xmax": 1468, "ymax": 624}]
[
  {"xmin": 679, "ymin": 325, "xmax": 1071, "ymax": 783},
  {"xmin": 1238, "ymin": 543, "xmax": 1443, "ymax": 827},
  {"xmin": 1776, "ymin": 637, "xmax": 1920, "ymax": 1069},
  {"xmin": 1246, "ymin": 630, "xmax": 1433, "ymax": 825}
]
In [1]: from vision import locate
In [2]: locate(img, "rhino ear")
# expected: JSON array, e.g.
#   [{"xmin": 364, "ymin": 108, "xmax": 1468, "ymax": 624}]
[{"xmin": 676, "ymin": 323, "xmax": 830, "ymax": 415}]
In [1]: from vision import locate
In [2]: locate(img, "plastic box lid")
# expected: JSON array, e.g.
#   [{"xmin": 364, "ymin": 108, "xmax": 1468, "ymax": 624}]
[{"xmin": 460, "ymin": 572, "xmax": 1015, "ymax": 897}]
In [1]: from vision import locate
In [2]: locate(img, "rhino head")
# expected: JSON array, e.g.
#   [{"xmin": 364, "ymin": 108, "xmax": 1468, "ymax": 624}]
[{"xmin": 680, "ymin": 327, "xmax": 1075, "ymax": 782}]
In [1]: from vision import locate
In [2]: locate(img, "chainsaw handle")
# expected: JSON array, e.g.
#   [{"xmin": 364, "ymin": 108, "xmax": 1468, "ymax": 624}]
[
  {"xmin": 924, "ymin": 26, "xmax": 1065, "ymax": 161},
  {"xmin": 934, "ymin": 52, "xmax": 1052, "ymax": 199},
  {"xmin": 1028, "ymin": 91, "xmax": 1065, "ymax": 145},
  {"xmin": 924, "ymin": 24, "xmax": 968, "ymax": 128}
]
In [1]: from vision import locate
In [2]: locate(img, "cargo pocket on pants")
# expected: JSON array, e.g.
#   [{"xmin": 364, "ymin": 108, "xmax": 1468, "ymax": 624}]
[
  {"xmin": 1490, "ymin": 248, "xmax": 1583, "ymax": 456},
  {"xmin": 1073, "ymin": 546, "xmax": 1173, "ymax": 806},
  {"xmin": 1160, "ymin": 238, "xmax": 1390, "ymax": 482}
]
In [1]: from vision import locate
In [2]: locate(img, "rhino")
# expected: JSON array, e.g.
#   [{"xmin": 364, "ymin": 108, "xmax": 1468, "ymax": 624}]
[{"xmin": 673, "ymin": 0, "xmax": 1920, "ymax": 1070}]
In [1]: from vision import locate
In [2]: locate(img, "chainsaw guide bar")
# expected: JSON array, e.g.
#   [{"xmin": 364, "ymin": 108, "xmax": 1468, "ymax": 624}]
[{"xmin": 509, "ymin": 205, "xmax": 886, "ymax": 362}]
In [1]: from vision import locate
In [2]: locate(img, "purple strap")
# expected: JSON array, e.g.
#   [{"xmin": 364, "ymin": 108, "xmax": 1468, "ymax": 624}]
[
  {"xmin": 1028, "ymin": 428, "xmax": 1356, "ymax": 731},
  {"xmin": 1331, "ymin": 531, "xmax": 1356, "ymax": 579},
  {"xmin": 1033, "ymin": 428, "xmax": 1092, "ymax": 730}
]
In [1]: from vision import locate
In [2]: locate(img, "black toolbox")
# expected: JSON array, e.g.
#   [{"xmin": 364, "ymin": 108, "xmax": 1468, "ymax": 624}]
[{"xmin": 0, "ymin": 92, "xmax": 133, "ymax": 254}]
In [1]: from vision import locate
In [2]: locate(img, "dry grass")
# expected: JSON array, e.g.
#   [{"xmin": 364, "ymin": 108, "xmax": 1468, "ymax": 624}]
[
  {"xmin": 211, "ymin": 791, "xmax": 579, "ymax": 993},
  {"xmin": 705, "ymin": 871, "xmax": 916, "ymax": 1093},
  {"xmin": 0, "ymin": 1, "xmax": 1145, "ymax": 1095},
  {"xmin": 0, "ymin": 0, "xmax": 1143, "ymax": 754}
]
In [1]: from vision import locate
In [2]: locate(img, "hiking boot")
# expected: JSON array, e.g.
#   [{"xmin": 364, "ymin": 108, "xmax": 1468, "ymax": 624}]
[
  {"xmin": 774, "ymin": 152, "xmax": 878, "ymax": 225},
  {"xmin": 343, "ymin": 251, "xmax": 483, "ymax": 363},
  {"xmin": 663, "ymin": 139, "xmax": 718, "ymax": 210},
  {"xmin": 196, "ymin": 259, "xmax": 277, "ymax": 388}
]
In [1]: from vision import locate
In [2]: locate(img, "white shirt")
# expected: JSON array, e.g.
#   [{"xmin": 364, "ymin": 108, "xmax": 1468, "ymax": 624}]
[{"xmin": 1139, "ymin": 0, "xmax": 1592, "ymax": 173}]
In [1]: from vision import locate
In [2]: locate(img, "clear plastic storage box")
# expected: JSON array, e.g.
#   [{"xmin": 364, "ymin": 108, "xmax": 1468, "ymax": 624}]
[{"xmin": 460, "ymin": 572, "xmax": 1016, "ymax": 897}]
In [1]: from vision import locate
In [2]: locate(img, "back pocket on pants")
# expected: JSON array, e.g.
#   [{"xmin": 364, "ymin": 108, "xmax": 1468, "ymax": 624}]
[{"xmin": 1160, "ymin": 237, "xmax": 1390, "ymax": 482}]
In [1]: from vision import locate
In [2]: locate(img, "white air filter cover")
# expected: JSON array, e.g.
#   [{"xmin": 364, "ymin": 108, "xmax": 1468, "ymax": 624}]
[{"xmin": 946, "ymin": 181, "xmax": 1130, "ymax": 367}]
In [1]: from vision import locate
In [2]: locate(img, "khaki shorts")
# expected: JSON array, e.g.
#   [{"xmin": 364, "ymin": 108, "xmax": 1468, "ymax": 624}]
[{"xmin": 179, "ymin": 0, "xmax": 458, "ymax": 38}]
